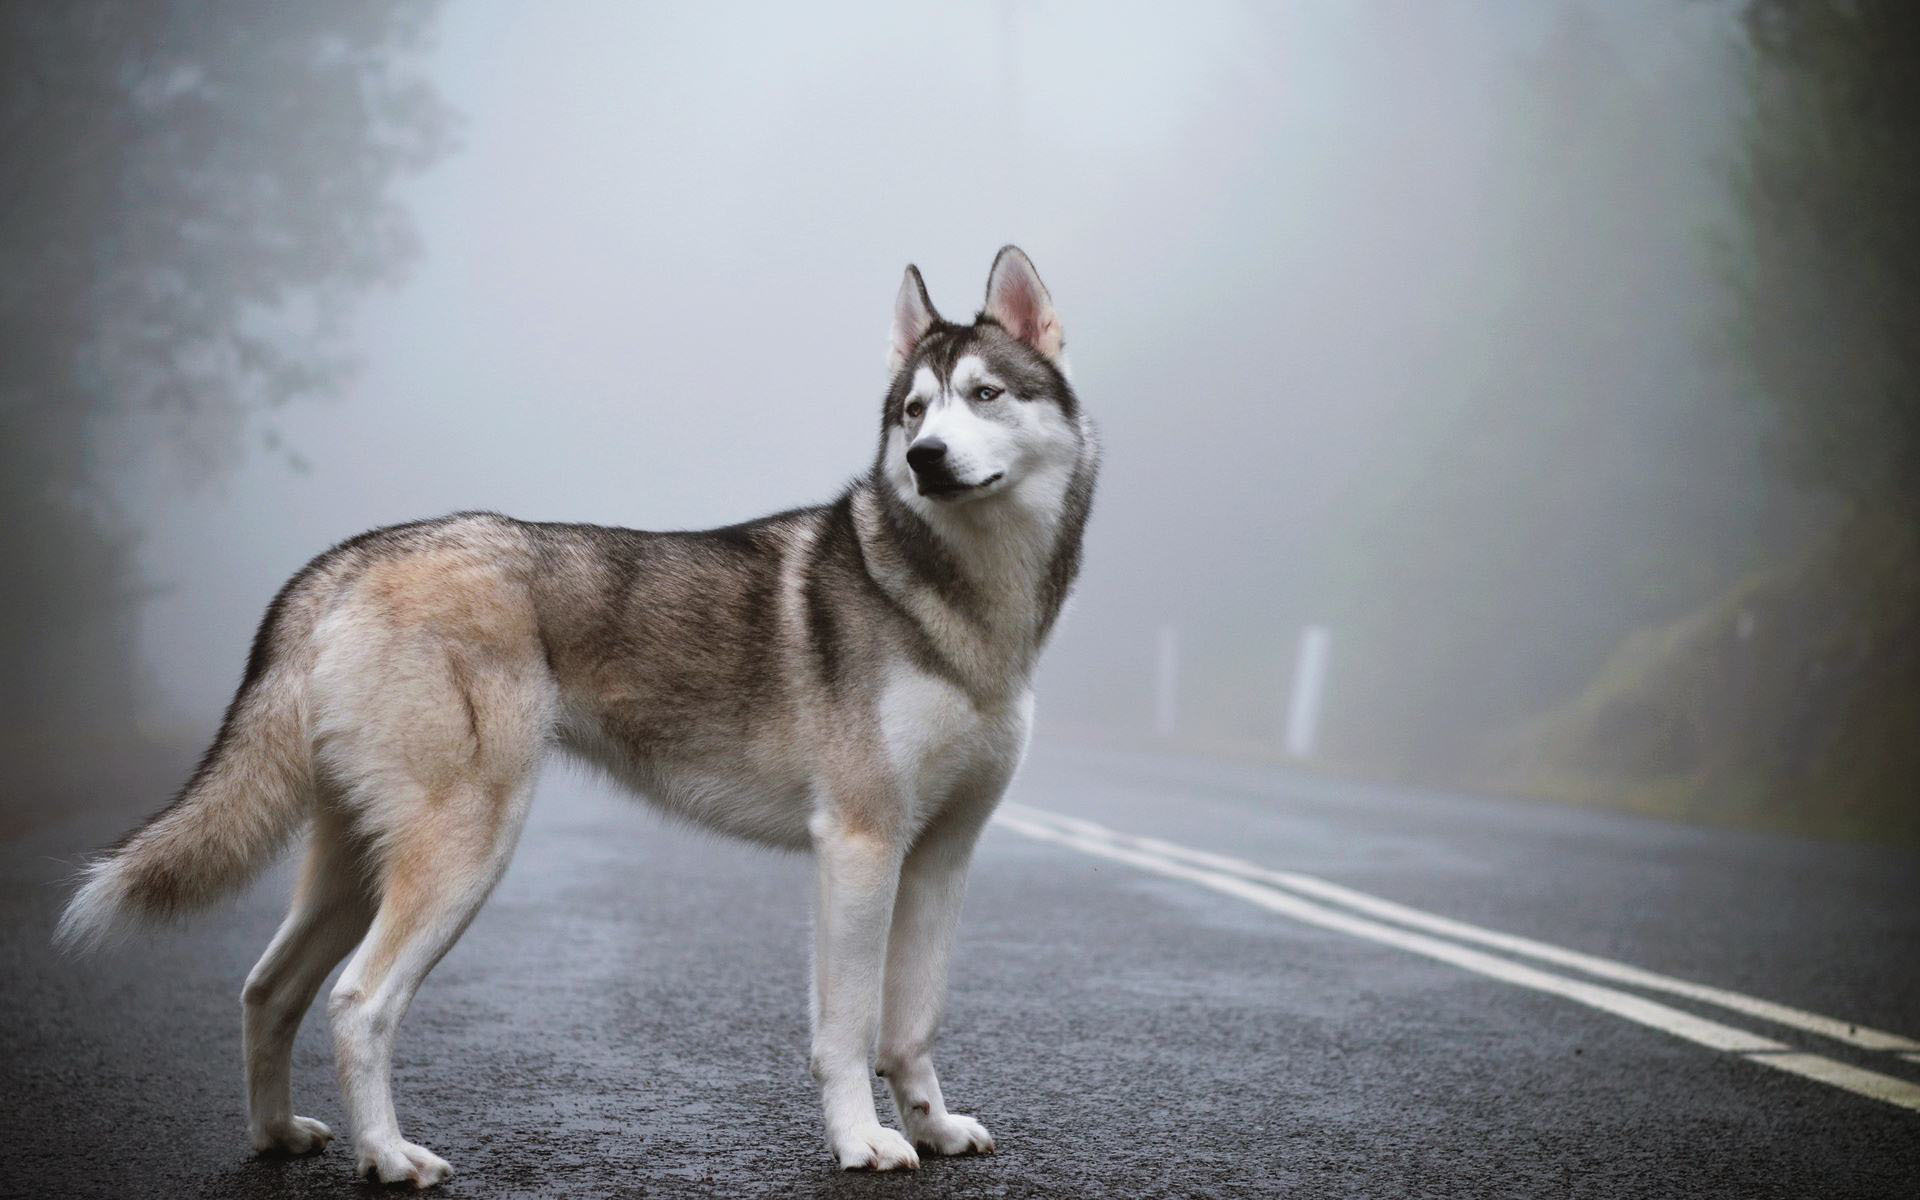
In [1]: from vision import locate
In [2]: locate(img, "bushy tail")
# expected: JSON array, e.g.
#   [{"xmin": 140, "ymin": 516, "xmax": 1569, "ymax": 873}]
[{"xmin": 56, "ymin": 667, "xmax": 313, "ymax": 953}]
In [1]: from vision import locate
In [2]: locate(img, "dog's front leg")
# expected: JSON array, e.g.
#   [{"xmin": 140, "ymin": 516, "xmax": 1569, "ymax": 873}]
[
  {"xmin": 809, "ymin": 814, "xmax": 918, "ymax": 1171},
  {"xmin": 877, "ymin": 799, "xmax": 997, "ymax": 1157}
]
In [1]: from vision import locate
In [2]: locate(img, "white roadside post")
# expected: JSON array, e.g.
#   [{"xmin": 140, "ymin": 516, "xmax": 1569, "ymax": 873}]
[
  {"xmin": 1154, "ymin": 624, "xmax": 1179, "ymax": 738},
  {"xmin": 1283, "ymin": 624, "xmax": 1331, "ymax": 760}
]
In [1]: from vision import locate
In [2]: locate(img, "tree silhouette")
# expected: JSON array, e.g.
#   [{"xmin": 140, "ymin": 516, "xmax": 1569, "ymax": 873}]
[
  {"xmin": 1737, "ymin": 0, "xmax": 1920, "ymax": 513},
  {"xmin": 1308, "ymin": 8, "xmax": 1774, "ymax": 778},
  {"xmin": 1498, "ymin": 1, "xmax": 1920, "ymax": 843},
  {"xmin": 0, "ymin": 2, "xmax": 453, "ymax": 766}
]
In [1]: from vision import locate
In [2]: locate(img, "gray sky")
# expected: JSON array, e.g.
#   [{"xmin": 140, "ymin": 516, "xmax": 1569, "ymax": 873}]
[{"xmin": 125, "ymin": 1, "xmax": 1758, "ymax": 761}]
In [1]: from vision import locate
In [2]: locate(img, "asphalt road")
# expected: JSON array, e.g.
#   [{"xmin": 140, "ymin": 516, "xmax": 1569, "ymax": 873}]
[{"xmin": 4, "ymin": 740, "xmax": 1918, "ymax": 1198}]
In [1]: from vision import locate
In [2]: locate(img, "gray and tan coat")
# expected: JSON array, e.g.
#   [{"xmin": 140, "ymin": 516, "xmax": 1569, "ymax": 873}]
[{"xmin": 58, "ymin": 246, "xmax": 1097, "ymax": 1185}]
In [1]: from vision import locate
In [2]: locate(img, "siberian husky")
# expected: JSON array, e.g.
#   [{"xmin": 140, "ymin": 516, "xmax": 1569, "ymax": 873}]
[{"xmin": 58, "ymin": 246, "xmax": 1098, "ymax": 1186}]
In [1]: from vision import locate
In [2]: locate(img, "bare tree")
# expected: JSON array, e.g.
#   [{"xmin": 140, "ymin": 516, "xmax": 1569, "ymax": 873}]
[{"xmin": 0, "ymin": 2, "xmax": 453, "ymax": 763}]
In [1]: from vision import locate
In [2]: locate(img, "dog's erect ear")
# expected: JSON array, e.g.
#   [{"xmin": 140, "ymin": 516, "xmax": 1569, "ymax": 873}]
[
  {"xmin": 889, "ymin": 265, "xmax": 940, "ymax": 377},
  {"xmin": 982, "ymin": 245, "xmax": 1063, "ymax": 362}
]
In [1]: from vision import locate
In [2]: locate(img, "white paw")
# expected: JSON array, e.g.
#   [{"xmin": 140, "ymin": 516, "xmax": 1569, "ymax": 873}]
[
  {"xmin": 251, "ymin": 1115, "xmax": 333, "ymax": 1156},
  {"xmin": 831, "ymin": 1122, "xmax": 920, "ymax": 1171},
  {"xmin": 906, "ymin": 1110, "xmax": 995, "ymax": 1157},
  {"xmin": 355, "ymin": 1138, "xmax": 454, "ymax": 1189}
]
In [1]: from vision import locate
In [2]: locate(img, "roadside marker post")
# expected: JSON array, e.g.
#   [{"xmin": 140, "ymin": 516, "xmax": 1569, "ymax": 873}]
[{"xmin": 1284, "ymin": 624, "xmax": 1330, "ymax": 760}]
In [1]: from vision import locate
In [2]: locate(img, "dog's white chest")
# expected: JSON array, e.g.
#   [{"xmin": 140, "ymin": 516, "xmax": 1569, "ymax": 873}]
[{"xmin": 878, "ymin": 665, "xmax": 1031, "ymax": 816}]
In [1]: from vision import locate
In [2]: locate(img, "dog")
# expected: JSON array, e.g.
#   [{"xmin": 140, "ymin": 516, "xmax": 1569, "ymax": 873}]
[{"xmin": 57, "ymin": 246, "xmax": 1098, "ymax": 1186}]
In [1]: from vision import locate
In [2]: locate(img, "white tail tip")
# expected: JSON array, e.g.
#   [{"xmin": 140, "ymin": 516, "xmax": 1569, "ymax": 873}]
[{"xmin": 54, "ymin": 861, "xmax": 133, "ymax": 955}]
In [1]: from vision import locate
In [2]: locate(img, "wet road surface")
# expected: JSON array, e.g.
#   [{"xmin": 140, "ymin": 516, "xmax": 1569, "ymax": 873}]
[{"xmin": 4, "ymin": 741, "xmax": 1919, "ymax": 1198}]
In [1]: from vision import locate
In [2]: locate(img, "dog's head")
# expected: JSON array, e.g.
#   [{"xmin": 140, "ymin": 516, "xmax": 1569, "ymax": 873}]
[{"xmin": 878, "ymin": 247, "xmax": 1084, "ymax": 512}]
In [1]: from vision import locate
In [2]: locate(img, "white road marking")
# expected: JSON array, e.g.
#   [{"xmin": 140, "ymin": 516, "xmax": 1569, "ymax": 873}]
[
  {"xmin": 1743, "ymin": 1051, "xmax": 1920, "ymax": 1110},
  {"xmin": 992, "ymin": 811, "xmax": 1920, "ymax": 1113},
  {"xmin": 1005, "ymin": 804, "xmax": 1920, "ymax": 1054}
]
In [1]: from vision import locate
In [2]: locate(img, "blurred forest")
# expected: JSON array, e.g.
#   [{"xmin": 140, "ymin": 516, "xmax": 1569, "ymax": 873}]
[
  {"xmin": 1109, "ymin": 1, "xmax": 1920, "ymax": 845},
  {"xmin": 0, "ymin": 2, "xmax": 451, "ymax": 789},
  {"xmin": 1521, "ymin": 0, "xmax": 1920, "ymax": 841},
  {"xmin": 1, "ymin": 2, "xmax": 1914, "ymax": 845},
  {"xmin": 1389, "ymin": 0, "xmax": 1920, "ymax": 842}
]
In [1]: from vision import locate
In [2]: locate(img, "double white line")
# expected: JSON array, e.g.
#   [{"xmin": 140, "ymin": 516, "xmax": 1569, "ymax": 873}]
[{"xmin": 994, "ymin": 803, "xmax": 1920, "ymax": 1112}]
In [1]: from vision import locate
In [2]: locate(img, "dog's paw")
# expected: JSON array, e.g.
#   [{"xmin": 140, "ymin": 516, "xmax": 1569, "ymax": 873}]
[
  {"xmin": 907, "ymin": 1111, "xmax": 995, "ymax": 1157},
  {"xmin": 251, "ymin": 1115, "xmax": 333, "ymax": 1156},
  {"xmin": 831, "ymin": 1122, "xmax": 920, "ymax": 1171},
  {"xmin": 355, "ymin": 1138, "xmax": 453, "ymax": 1189}
]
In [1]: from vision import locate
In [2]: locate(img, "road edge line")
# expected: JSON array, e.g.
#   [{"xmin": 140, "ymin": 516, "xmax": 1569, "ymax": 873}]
[
  {"xmin": 1003, "ymin": 804, "xmax": 1920, "ymax": 1053},
  {"xmin": 991, "ymin": 812, "xmax": 1920, "ymax": 1114}
]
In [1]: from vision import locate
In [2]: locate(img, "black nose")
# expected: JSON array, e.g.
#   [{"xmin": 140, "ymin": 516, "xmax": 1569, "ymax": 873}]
[{"xmin": 906, "ymin": 438, "xmax": 948, "ymax": 473}]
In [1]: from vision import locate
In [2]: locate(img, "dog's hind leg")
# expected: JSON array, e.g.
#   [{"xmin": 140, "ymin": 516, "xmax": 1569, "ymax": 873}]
[
  {"xmin": 241, "ymin": 801, "xmax": 376, "ymax": 1155},
  {"xmin": 325, "ymin": 770, "xmax": 535, "ymax": 1189}
]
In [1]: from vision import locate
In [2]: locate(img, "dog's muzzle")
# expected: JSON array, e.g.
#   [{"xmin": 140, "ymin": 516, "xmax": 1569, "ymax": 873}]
[{"xmin": 907, "ymin": 437, "xmax": 1001, "ymax": 499}]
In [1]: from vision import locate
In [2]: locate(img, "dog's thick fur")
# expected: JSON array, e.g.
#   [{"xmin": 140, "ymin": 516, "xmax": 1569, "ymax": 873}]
[{"xmin": 58, "ymin": 247, "xmax": 1097, "ymax": 1185}]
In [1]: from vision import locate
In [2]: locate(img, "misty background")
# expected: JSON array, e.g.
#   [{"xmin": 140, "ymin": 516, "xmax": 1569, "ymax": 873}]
[{"xmin": 4, "ymin": 0, "xmax": 1915, "ymax": 844}]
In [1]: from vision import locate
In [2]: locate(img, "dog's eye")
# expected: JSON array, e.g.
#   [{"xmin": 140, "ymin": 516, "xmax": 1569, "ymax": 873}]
[
  {"xmin": 904, "ymin": 399, "xmax": 925, "ymax": 420},
  {"xmin": 973, "ymin": 385, "xmax": 1003, "ymax": 403}
]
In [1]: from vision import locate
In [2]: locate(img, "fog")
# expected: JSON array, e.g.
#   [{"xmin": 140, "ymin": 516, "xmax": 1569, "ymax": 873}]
[{"xmin": 8, "ymin": 1, "xmax": 1914, "ymax": 841}]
